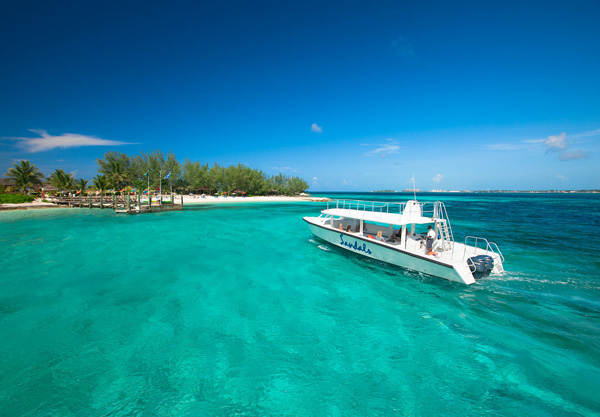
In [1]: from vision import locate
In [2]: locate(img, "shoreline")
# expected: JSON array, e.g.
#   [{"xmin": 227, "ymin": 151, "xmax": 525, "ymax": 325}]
[
  {"xmin": 180, "ymin": 195, "xmax": 330, "ymax": 205},
  {"xmin": 0, "ymin": 195, "xmax": 331, "ymax": 211},
  {"xmin": 0, "ymin": 200, "xmax": 60, "ymax": 211}
]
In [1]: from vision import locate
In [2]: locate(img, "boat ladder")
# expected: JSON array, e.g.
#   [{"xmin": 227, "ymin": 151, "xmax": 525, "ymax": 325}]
[
  {"xmin": 435, "ymin": 202, "xmax": 455, "ymax": 252},
  {"xmin": 439, "ymin": 220, "xmax": 453, "ymax": 251}
]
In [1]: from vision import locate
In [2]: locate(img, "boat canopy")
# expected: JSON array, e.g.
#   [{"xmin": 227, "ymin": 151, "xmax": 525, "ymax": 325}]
[{"xmin": 322, "ymin": 200, "xmax": 437, "ymax": 226}]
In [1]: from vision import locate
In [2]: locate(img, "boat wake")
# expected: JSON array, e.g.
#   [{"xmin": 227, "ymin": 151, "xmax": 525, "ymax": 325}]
[{"xmin": 308, "ymin": 238, "xmax": 333, "ymax": 252}]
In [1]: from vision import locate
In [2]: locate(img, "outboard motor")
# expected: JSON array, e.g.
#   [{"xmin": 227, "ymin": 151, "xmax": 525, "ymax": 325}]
[{"xmin": 467, "ymin": 255, "xmax": 494, "ymax": 279}]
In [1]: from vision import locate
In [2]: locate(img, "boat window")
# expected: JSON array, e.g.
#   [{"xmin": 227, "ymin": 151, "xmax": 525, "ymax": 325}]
[{"xmin": 411, "ymin": 224, "xmax": 436, "ymax": 237}]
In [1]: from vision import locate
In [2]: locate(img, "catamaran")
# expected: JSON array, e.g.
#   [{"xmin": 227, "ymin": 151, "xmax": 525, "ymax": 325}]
[{"xmin": 303, "ymin": 199, "xmax": 504, "ymax": 285}]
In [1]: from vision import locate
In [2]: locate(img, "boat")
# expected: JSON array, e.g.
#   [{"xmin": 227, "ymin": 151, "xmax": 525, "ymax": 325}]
[{"xmin": 303, "ymin": 199, "xmax": 504, "ymax": 285}]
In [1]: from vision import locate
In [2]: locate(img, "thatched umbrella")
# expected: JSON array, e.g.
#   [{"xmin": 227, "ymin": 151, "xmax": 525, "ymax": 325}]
[
  {"xmin": 0, "ymin": 178, "xmax": 16, "ymax": 193},
  {"xmin": 41, "ymin": 184, "xmax": 57, "ymax": 198}
]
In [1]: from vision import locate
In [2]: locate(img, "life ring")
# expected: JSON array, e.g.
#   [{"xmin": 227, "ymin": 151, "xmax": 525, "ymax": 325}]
[{"xmin": 368, "ymin": 235, "xmax": 374, "ymax": 239}]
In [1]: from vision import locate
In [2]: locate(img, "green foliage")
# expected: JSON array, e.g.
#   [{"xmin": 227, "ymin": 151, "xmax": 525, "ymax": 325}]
[
  {"xmin": 48, "ymin": 169, "xmax": 75, "ymax": 191},
  {"xmin": 0, "ymin": 194, "xmax": 35, "ymax": 204},
  {"xmin": 96, "ymin": 151, "xmax": 130, "ymax": 190},
  {"xmin": 287, "ymin": 176, "xmax": 310, "ymax": 195},
  {"xmin": 182, "ymin": 159, "xmax": 208, "ymax": 192},
  {"xmin": 93, "ymin": 149, "xmax": 310, "ymax": 195},
  {"xmin": 78, "ymin": 178, "xmax": 88, "ymax": 191},
  {"xmin": 6, "ymin": 153, "xmax": 309, "ymax": 198},
  {"xmin": 264, "ymin": 173, "xmax": 309, "ymax": 195},
  {"xmin": 92, "ymin": 175, "xmax": 108, "ymax": 191},
  {"xmin": 4, "ymin": 160, "xmax": 45, "ymax": 194},
  {"xmin": 98, "ymin": 150, "xmax": 185, "ymax": 192}
]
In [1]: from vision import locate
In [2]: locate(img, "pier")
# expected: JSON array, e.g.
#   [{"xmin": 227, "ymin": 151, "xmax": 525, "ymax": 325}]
[{"xmin": 47, "ymin": 193, "xmax": 184, "ymax": 214}]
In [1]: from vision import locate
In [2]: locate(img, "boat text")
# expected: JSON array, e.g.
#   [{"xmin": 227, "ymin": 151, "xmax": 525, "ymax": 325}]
[{"xmin": 339, "ymin": 234, "xmax": 372, "ymax": 255}]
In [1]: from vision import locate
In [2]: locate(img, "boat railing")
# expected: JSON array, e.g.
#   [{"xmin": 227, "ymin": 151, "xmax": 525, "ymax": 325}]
[
  {"xmin": 463, "ymin": 236, "xmax": 505, "ymax": 264},
  {"xmin": 420, "ymin": 201, "xmax": 447, "ymax": 219},
  {"xmin": 420, "ymin": 201, "xmax": 456, "ymax": 254},
  {"xmin": 327, "ymin": 199, "xmax": 405, "ymax": 216},
  {"xmin": 328, "ymin": 199, "xmax": 453, "ymax": 221},
  {"xmin": 435, "ymin": 201, "xmax": 454, "ymax": 240},
  {"xmin": 488, "ymin": 242, "xmax": 505, "ymax": 264},
  {"xmin": 420, "ymin": 202, "xmax": 435, "ymax": 218}
]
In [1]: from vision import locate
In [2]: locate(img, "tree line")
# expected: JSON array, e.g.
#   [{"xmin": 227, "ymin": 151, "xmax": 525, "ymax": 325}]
[{"xmin": 3, "ymin": 150, "xmax": 310, "ymax": 196}]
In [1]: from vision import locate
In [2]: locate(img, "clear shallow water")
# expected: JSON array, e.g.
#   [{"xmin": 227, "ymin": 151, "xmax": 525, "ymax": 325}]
[{"xmin": 1, "ymin": 193, "xmax": 599, "ymax": 416}]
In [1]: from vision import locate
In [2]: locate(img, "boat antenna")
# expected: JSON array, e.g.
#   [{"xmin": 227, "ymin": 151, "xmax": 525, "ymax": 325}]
[{"xmin": 411, "ymin": 173, "xmax": 417, "ymax": 200}]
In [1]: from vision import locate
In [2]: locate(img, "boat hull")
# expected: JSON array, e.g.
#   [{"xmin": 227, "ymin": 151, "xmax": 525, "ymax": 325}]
[{"xmin": 304, "ymin": 217, "xmax": 475, "ymax": 285}]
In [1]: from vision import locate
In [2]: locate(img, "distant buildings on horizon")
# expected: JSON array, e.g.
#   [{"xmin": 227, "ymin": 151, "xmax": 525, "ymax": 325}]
[{"xmin": 370, "ymin": 188, "xmax": 600, "ymax": 194}]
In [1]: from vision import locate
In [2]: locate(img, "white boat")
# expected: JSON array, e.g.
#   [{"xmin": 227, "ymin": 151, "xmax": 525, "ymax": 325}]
[{"xmin": 303, "ymin": 199, "xmax": 504, "ymax": 285}]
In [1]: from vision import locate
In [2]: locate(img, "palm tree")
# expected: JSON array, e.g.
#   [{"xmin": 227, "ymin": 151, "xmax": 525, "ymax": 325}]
[
  {"xmin": 92, "ymin": 175, "xmax": 108, "ymax": 193},
  {"xmin": 106, "ymin": 160, "xmax": 128, "ymax": 190},
  {"xmin": 5, "ymin": 160, "xmax": 45, "ymax": 194},
  {"xmin": 97, "ymin": 151, "xmax": 130, "ymax": 190},
  {"xmin": 48, "ymin": 169, "xmax": 75, "ymax": 193},
  {"xmin": 78, "ymin": 178, "xmax": 88, "ymax": 192}
]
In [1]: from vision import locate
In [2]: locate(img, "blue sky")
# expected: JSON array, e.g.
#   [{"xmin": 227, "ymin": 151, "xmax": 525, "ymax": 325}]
[{"xmin": 1, "ymin": 0, "xmax": 599, "ymax": 191}]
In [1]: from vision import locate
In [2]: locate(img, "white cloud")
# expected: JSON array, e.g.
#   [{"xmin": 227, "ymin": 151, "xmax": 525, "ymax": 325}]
[
  {"xmin": 487, "ymin": 138, "xmax": 541, "ymax": 151},
  {"xmin": 556, "ymin": 174, "xmax": 567, "ymax": 181},
  {"xmin": 4, "ymin": 129, "xmax": 135, "ymax": 153},
  {"xmin": 487, "ymin": 129, "xmax": 597, "ymax": 161},
  {"xmin": 570, "ymin": 128, "xmax": 600, "ymax": 139},
  {"xmin": 363, "ymin": 139, "xmax": 401, "ymax": 157},
  {"xmin": 311, "ymin": 123, "xmax": 323, "ymax": 133},
  {"xmin": 544, "ymin": 132, "xmax": 567, "ymax": 153},
  {"xmin": 432, "ymin": 174, "xmax": 444, "ymax": 183},
  {"xmin": 312, "ymin": 177, "xmax": 318, "ymax": 181},
  {"xmin": 558, "ymin": 150, "xmax": 589, "ymax": 161},
  {"xmin": 487, "ymin": 143, "xmax": 532, "ymax": 151}
]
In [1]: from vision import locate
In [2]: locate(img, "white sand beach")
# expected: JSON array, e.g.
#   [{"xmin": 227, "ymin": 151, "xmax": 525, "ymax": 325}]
[
  {"xmin": 0, "ymin": 195, "xmax": 331, "ymax": 211},
  {"xmin": 0, "ymin": 199, "xmax": 59, "ymax": 210},
  {"xmin": 180, "ymin": 195, "xmax": 330, "ymax": 205}
]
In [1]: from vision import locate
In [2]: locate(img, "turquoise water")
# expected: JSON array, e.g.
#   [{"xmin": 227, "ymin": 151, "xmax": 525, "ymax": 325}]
[{"xmin": 1, "ymin": 193, "xmax": 599, "ymax": 416}]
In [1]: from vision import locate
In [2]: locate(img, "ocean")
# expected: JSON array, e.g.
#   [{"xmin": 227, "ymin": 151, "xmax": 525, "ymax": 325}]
[{"xmin": 1, "ymin": 192, "xmax": 599, "ymax": 416}]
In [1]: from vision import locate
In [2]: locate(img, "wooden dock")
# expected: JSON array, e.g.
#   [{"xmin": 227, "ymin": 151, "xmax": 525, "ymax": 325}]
[{"xmin": 48, "ymin": 194, "xmax": 184, "ymax": 214}]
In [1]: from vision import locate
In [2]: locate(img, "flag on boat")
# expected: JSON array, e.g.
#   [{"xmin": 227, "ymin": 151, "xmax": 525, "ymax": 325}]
[{"xmin": 164, "ymin": 173, "xmax": 170, "ymax": 179}]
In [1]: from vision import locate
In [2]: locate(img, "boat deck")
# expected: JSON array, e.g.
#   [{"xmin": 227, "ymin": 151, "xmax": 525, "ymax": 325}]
[
  {"xmin": 319, "ymin": 219, "xmax": 503, "ymax": 272},
  {"xmin": 322, "ymin": 208, "xmax": 433, "ymax": 226},
  {"xmin": 307, "ymin": 198, "xmax": 505, "ymax": 284}
]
